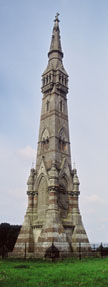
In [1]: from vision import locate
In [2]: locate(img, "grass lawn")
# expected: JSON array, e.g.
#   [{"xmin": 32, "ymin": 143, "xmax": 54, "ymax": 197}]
[{"xmin": 0, "ymin": 257, "xmax": 108, "ymax": 287}]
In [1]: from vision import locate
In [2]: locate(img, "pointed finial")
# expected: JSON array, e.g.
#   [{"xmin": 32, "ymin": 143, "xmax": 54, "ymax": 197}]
[
  {"xmin": 73, "ymin": 162, "xmax": 77, "ymax": 176},
  {"xmin": 48, "ymin": 13, "xmax": 63, "ymax": 60},
  {"xmin": 54, "ymin": 13, "xmax": 60, "ymax": 22}
]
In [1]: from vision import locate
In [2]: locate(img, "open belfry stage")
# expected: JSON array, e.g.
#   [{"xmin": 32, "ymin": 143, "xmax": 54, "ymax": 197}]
[{"xmin": 13, "ymin": 14, "xmax": 90, "ymax": 258}]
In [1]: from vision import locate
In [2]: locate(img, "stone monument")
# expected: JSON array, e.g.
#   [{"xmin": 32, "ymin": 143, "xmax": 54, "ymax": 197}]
[{"xmin": 13, "ymin": 14, "xmax": 90, "ymax": 258}]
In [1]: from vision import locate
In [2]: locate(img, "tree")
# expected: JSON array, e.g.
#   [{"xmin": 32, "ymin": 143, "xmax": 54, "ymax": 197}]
[{"xmin": 0, "ymin": 223, "xmax": 21, "ymax": 257}]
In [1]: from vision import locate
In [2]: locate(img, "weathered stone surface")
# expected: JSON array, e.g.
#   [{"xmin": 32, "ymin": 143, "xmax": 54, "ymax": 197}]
[{"xmin": 12, "ymin": 14, "xmax": 90, "ymax": 259}]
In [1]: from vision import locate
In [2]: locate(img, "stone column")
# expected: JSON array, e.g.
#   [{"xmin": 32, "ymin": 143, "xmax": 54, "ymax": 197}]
[
  {"xmin": 67, "ymin": 191, "xmax": 74, "ymax": 221},
  {"xmin": 46, "ymin": 161, "xmax": 60, "ymax": 220},
  {"xmin": 46, "ymin": 186, "xmax": 60, "ymax": 223},
  {"xmin": 27, "ymin": 191, "xmax": 33, "ymax": 214},
  {"xmin": 48, "ymin": 187, "xmax": 58, "ymax": 210},
  {"xmin": 26, "ymin": 168, "xmax": 35, "ymax": 215},
  {"xmin": 71, "ymin": 168, "xmax": 80, "ymax": 226},
  {"xmin": 72, "ymin": 192, "xmax": 80, "ymax": 218},
  {"xmin": 33, "ymin": 192, "xmax": 38, "ymax": 209},
  {"xmin": 72, "ymin": 168, "xmax": 90, "ymax": 254},
  {"xmin": 33, "ymin": 192, "xmax": 38, "ymax": 222},
  {"xmin": 51, "ymin": 72, "xmax": 53, "ymax": 82},
  {"xmin": 56, "ymin": 71, "xmax": 59, "ymax": 83},
  {"xmin": 12, "ymin": 168, "xmax": 35, "ymax": 257}
]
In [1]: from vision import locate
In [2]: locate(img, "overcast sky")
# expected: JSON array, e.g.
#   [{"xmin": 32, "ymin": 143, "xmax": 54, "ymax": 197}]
[{"xmin": 0, "ymin": 0, "xmax": 108, "ymax": 243}]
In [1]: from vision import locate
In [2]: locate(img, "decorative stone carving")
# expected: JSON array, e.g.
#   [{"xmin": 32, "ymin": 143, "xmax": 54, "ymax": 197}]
[{"xmin": 12, "ymin": 15, "xmax": 90, "ymax": 259}]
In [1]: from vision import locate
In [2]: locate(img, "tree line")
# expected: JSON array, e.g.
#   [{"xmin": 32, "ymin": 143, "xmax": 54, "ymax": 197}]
[{"xmin": 0, "ymin": 223, "xmax": 21, "ymax": 258}]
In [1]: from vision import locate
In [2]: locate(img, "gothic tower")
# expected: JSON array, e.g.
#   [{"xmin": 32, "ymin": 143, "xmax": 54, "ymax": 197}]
[{"xmin": 13, "ymin": 14, "xmax": 90, "ymax": 258}]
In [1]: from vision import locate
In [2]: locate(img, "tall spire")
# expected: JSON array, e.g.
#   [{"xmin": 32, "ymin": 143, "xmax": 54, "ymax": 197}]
[
  {"xmin": 48, "ymin": 13, "xmax": 63, "ymax": 59},
  {"xmin": 12, "ymin": 15, "xmax": 90, "ymax": 260},
  {"xmin": 42, "ymin": 13, "xmax": 67, "ymax": 83}
]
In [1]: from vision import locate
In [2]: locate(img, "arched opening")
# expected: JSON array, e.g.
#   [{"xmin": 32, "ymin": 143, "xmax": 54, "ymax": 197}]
[
  {"xmin": 49, "ymin": 74, "xmax": 51, "ymax": 82},
  {"xmin": 59, "ymin": 73, "xmax": 61, "ymax": 83},
  {"xmin": 46, "ymin": 100, "xmax": 50, "ymax": 112},
  {"xmin": 46, "ymin": 75, "xmax": 48, "ymax": 84},
  {"xmin": 41, "ymin": 128, "xmax": 49, "ymax": 152},
  {"xmin": 60, "ymin": 100, "xmax": 63, "ymax": 112},
  {"xmin": 58, "ymin": 128, "xmax": 67, "ymax": 152},
  {"xmin": 42, "ymin": 77, "xmax": 45, "ymax": 86}
]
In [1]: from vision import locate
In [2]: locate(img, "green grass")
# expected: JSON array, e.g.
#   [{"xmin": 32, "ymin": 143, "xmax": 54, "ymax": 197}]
[{"xmin": 0, "ymin": 257, "xmax": 108, "ymax": 287}]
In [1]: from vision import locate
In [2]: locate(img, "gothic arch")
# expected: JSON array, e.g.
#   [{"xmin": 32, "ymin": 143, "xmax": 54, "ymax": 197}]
[
  {"xmin": 37, "ymin": 174, "xmax": 48, "ymax": 220},
  {"xmin": 35, "ymin": 172, "xmax": 48, "ymax": 191},
  {"xmin": 58, "ymin": 174, "xmax": 69, "ymax": 218},
  {"xmin": 59, "ymin": 173, "xmax": 68, "ymax": 191},
  {"xmin": 59, "ymin": 127, "xmax": 67, "ymax": 140},
  {"xmin": 41, "ymin": 128, "xmax": 50, "ymax": 152},
  {"xmin": 58, "ymin": 128, "xmax": 67, "ymax": 152},
  {"xmin": 41, "ymin": 128, "xmax": 50, "ymax": 140}
]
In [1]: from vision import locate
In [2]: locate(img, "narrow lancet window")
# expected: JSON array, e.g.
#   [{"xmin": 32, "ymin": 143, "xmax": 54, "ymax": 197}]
[
  {"xmin": 58, "ymin": 128, "xmax": 67, "ymax": 152},
  {"xmin": 60, "ymin": 100, "xmax": 63, "ymax": 112},
  {"xmin": 46, "ymin": 100, "xmax": 49, "ymax": 112},
  {"xmin": 49, "ymin": 74, "xmax": 51, "ymax": 82},
  {"xmin": 41, "ymin": 128, "xmax": 49, "ymax": 152}
]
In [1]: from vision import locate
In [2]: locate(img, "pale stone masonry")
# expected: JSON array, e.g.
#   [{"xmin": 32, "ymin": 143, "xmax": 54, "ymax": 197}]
[{"xmin": 13, "ymin": 14, "xmax": 90, "ymax": 258}]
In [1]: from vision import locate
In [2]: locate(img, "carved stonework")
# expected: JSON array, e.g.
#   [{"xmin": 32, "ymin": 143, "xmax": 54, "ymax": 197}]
[
  {"xmin": 37, "ymin": 176, "xmax": 48, "ymax": 220},
  {"xmin": 12, "ymin": 15, "xmax": 90, "ymax": 259},
  {"xmin": 57, "ymin": 187, "xmax": 68, "ymax": 218}
]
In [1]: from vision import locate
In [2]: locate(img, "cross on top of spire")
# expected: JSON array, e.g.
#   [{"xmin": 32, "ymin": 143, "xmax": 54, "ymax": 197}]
[
  {"xmin": 54, "ymin": 13, "xmax": 60, "ymax": 22},
  {"xmin": 48, "ymin": 13, "xmax": 63, "ymax": 58}
]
